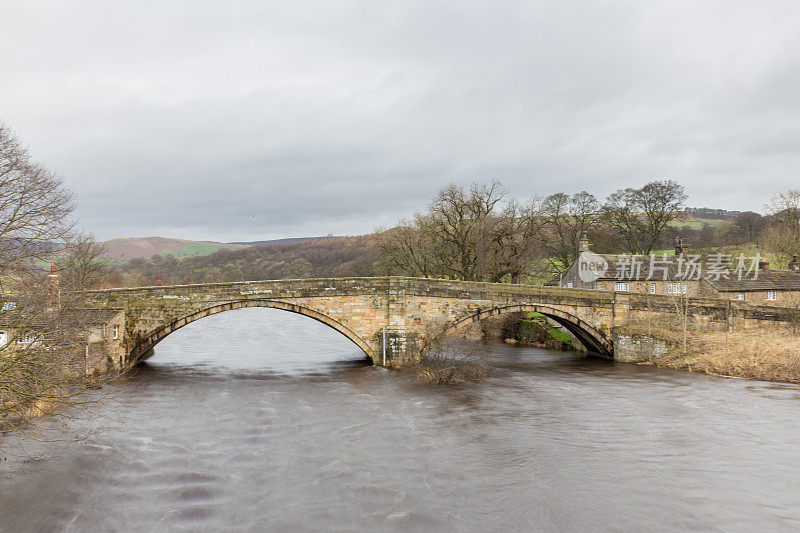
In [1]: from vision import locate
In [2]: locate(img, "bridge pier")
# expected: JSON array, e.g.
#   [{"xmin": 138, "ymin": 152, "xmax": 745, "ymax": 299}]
[{"xmin": 375, "ymin": 326, "xmax": 421, "ymax": 366}]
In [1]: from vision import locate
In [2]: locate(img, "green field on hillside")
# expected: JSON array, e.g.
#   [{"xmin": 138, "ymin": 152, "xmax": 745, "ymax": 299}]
[
  {"xmin": 160, "ymin": 241, "xmax": 244, "ymax": 259},
  {"xmin": 668, "ymin": 217, "xmax": 731, "ymax": 229}
]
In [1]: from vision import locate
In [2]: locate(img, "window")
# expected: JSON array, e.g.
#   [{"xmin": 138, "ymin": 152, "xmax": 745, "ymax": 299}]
[
  {"xmin": 1, "ymin": 301, "xmax": 16, "ymax": 311},
  {"xmin": 650, "ymin": 283, "xmax": 656, "ymax": 294},
  {"xmin": 0, "ymin": 331, "xmax": 6, "ymax": 347},
  {"xmin": 566, "ymin": 282, "xmax": 573, "ymax": 288},
  {"xmin": 766, "ymin": 290, "xmax": 777, "ymax": 301},
  {"xmin": 614, "ymin": 282, "xmax": 629, "ymax": 292},
  {"xmin": 737, "ymin": 292, "xmax": 745, "ymax": 301},
  {"xmin": 113, "ymin": 325, "xmax": 120, "ymax": 339},
  {"xmin": 668, "ymin": 283, "xmax": 687, "ymax": 294}
]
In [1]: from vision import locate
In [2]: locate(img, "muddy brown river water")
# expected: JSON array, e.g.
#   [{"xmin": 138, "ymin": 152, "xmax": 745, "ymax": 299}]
[{"xmin": 2, "ymin": 307, "xmax": 800, "ymax": 532}]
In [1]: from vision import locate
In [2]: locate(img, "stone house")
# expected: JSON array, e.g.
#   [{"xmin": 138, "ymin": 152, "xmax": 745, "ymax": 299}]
[
  {"xmin": 559, "ymin": 237, "xmax": 800, "ymax": 305},
  {"xmin": 559, "ymin": 238, "xmax": 705, "ymax": 296},
  {"xmin": 702, "ymin": 256, "xmax": 800, "ymax": 306},
  {"xmin": 0, "ymin": 302, "xmax": 126, "ymax": 374}
]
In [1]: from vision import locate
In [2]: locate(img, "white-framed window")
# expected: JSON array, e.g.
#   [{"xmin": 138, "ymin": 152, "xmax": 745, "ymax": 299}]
[
  {"xmin": 566, "ymin": 282, "xmax": 573, "ymax": 288},
  {"xmin": 737, "ymin": 292, "xmax": 745, "ymax": 301},
  {"xmin": 0, "ymin": 331, "xmax": 6, "ymax": 347},
  {"xmin": 113, "ymin": 325, "xmax": 120, "ymax": 339},
  {"xmin": 650, "ymin": 283, "xmax": 656, "ymax": 294},
  {"xmin": 766, "ymin": 290, "xmax": 777, "ymax": 301},
  {"xmin": 1, "ymin": 301, "xmax": 16, "ymax": 311},
  {"xmin": 668, "ymin": 283, "xmax": 687, "ymax": 294},
  {"xmin": 614, "ymin": 282, "xmax": 629, "ymax": 292}
]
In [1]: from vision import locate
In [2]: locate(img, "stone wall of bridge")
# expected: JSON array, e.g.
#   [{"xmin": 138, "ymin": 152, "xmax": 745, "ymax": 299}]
[
  {"xmin": 83, "ymin": 277, "xmax": 799, "ymax": 369},
  {"xmin": 85, "ymin": 278, "xmax": 393, "ymax": 366}
]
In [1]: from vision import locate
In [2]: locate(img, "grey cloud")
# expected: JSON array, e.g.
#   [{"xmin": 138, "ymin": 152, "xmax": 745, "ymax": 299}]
[{"xmin": 2, "ymin": 0, "xmax": 799, "ymax": 240}]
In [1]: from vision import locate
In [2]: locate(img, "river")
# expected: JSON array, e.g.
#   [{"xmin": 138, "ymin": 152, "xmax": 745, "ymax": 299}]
[{"xmin": 2, "ymin": 307, "xmax": 800, "ymax": 532}]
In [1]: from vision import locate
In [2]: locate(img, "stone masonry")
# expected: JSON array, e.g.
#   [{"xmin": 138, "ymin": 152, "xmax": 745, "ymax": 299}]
[{"xmin": 84, "ymin": 276, "xmax": 800, "ymax": 369}]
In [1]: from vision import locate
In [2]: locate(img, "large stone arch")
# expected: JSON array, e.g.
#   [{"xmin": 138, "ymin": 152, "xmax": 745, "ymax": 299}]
[
  {"xmin": 129, "ymin": 299, "xmax": 375, "ymax": 364},
  {"xmin": 441, "ymin": 304, "xmax": 613, "ymax": 357}
]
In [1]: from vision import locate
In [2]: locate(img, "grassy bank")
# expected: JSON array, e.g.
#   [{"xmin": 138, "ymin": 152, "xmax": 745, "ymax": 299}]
[
  {"xmin": 515, "ymin": 313, "xmax": 575, "ymax": 351},
  {"xmin": 621, "ymin": 323, "xmax": 800, "ymax": 384}
]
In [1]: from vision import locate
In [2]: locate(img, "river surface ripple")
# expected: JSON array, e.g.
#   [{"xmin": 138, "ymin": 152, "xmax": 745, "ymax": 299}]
[{"xmin": 2, "ymin": 307, "xmax": 800, "ymax": 532}]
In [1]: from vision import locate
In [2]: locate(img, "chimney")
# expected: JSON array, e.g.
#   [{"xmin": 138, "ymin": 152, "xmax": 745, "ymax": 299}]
[
  {"xmin": 579, "ymin": 232, "xmax": 590, "ymax": 252},
  {"xmin": 674, "ymin": 239, "xmax": 689, "ymax": 258},
  {"xmin": 759, "ymin": 259, "xmax": 770, "ymax": 272},
  {"xmin": 47, "ymin": 263, "xmax": 60, "ymax": 308},
  {"xmin": 789, "ymin": 254, "xmax": 800, "ymax": 273}
]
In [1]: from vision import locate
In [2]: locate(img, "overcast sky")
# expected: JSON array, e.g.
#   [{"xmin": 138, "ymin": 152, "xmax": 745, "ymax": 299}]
[{"xmin": 2, "ymin": 1, "xmax": 799, "ymax": 242}]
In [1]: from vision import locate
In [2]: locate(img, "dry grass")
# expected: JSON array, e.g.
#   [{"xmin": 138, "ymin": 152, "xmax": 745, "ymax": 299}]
[{"xmin": 626, "ymin": 322, "xmax": 800, "ymax": 383}]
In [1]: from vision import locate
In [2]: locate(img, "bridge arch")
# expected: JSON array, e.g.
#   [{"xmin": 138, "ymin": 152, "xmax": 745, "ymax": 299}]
[
  {"xmin": 129, "ymin": 299, "xmax": 374, "ymax": 364},
  {"xmin": 441, "ymin": 304, "xmax": 613, "ymax": 357}
]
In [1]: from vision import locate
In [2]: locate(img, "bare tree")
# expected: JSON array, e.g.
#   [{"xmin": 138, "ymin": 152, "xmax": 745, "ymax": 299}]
[
  {"xmin": 0, "ymin": 124, "xmax": 75, "ymax": 285},
  {"xmin": 0, "ymin": 124, "xmax": 103, "ymax": 439},
  {"xmin": 762, "ymin": 189, "xmax": 800, "ymax": 267},
  {"xmin": 536, "ymin": 191, "xmax": 599, "ymax": 274},
  {"xmin": 426, "ymin": 181, "xmax": 506, "ymax": 281},
  {"xmin": 735, "ymin": 211, "xmax": 766, "ymax": 243},
  {"xmin": 378, "ymin": 181, "xmax": 524, "ymax": 282},
  {"xmin": 375, "ymin": 218, "xmax": 438, "ymax": 278},
  {"xmin": 475, "ymin": 198, "xmax": 543, "ymax": 283},
  {"xmin": 413, "ymin": 318, "xmax": 493, "ymax": 384},
  {"xmin": 602, "ymin": 180, "xmax": 687, "ymax": 254},
  {"xmin": 54, "ymin": 234, "xmax": 109, "ymax": 295},
  {"xmin": 668, "ymin": 284, "xmax": 692, "ymax": 355}
]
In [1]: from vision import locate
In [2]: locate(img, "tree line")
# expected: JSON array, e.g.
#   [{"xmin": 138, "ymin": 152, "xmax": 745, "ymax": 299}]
[
  {"xmin": 376, "ymin": 179, "xmax": 690, "ymax": 282},
  {"xmin": 102, "ymin": 180, "xmax": 799, "ymax": 288},
  {"xmin": 375, "ymin": 180, "xmax": 798, "ymax": 282}
]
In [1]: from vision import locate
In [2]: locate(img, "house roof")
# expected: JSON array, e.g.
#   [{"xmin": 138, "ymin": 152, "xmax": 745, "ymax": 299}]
[
  {"xmin": 592, "ymin": 254, "xmax": 697, "ymax": 282},
  {"xmin": 704, "ymin": 269, "xmax": 800, "ymax": 292},
  {"xmin": 584, "ymin": 253, "xmax": 800, "ymax": 291}
]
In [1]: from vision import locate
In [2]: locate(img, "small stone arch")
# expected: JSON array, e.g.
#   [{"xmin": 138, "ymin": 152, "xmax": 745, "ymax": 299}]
[
  {"xmin": 128, "ymin": 299, "xmax": 375, "ymax": 364},
  {"xmin": 441, "ymin": 304, "xmax": 613, "ymax": 357}
]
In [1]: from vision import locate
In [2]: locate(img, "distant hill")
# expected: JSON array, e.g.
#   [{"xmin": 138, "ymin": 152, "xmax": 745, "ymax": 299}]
[
  {"xmin": 669, "ymin": 216, "xmax": 731, "ymax": 229},
  {"xmin": 683, "ymin": 207, "xmax": 743, "ymax": 220},
  {"xmin": 101, "ymin": 235, "xmax": 335, "ymax": 261},
  {"xmin": 101, "ymin": 237, "xmax": 246, "ymax": 261},
  {"xmin": 101, "ymin": 234, "xmax": 377, "ymax": 287},
  {"xmin": 228, "ymin": 235, "xmax": 335, "ymax": 246},
  {"xmin": 669, "ymin": 208, "xmax": 742, "ymax": 230}
]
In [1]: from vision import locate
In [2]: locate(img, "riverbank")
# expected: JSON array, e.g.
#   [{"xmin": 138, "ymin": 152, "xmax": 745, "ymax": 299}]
[
  {"xmin": 457, "ymin": 312, "xmax": 578, "ymax": 352},
  {"xmin": 1, "ymin": 367, "xmax": 113, "ymax": 440},
  {"xmin": 459, "ymin": 312, "xmax": 800, "ymax": 385},
  {"xmin": 619, "ymin": 324, "xmax": 800, "ymax": 384}
]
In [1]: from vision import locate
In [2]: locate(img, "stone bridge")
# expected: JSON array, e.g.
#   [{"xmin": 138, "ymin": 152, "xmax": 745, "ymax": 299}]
[{"xmin": 85, "ymin": 276, "xmax": 799, "ymax": 368}]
